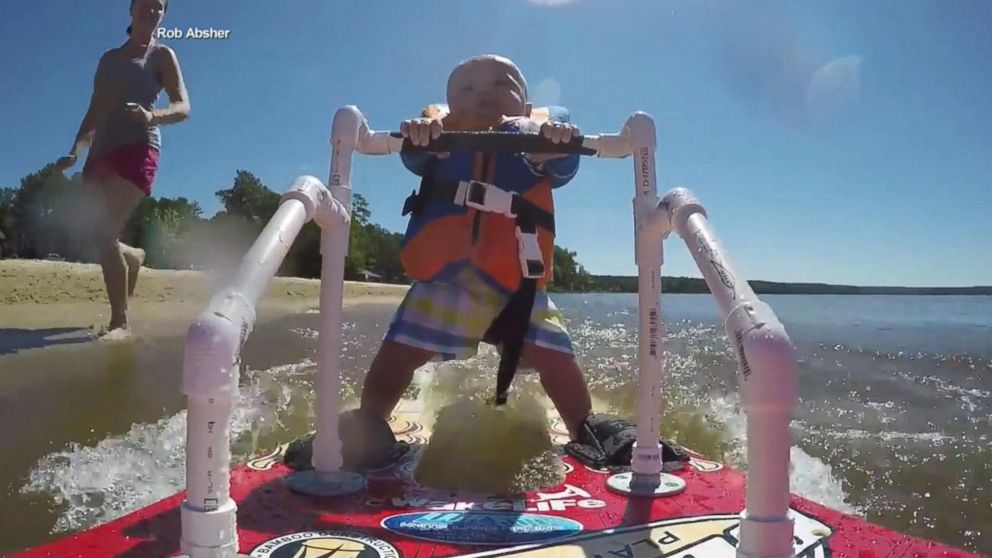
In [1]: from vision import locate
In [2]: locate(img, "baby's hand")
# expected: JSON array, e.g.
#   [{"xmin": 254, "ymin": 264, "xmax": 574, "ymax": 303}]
[
  {"xmin": 400, "ymin": 118, "xmax": 443, "ymax": 147},
  {"xmin": 528, "ymin": 121, "xmax": 581, "ymax": 163},
  {"xmin": 540, "ymin": 120, "xmax": 580, "ymax": 144}
]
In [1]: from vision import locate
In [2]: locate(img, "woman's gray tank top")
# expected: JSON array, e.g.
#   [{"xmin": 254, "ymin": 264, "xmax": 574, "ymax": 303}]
[{"xmin": 90, "ymin": 43, "xmax": 164, "ymax": 157}]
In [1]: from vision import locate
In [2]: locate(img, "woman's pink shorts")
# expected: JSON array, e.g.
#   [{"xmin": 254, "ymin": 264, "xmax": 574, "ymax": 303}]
[{"xmin": 83, "ymin": 144, "xmax": 159, "ymax": 197}]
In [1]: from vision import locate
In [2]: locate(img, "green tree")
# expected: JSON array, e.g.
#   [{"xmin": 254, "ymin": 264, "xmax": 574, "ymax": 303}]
[
  {"xmin": 550, "ymin": 245, "xmax": 594, "ymax": 292},
  {"xmin": 270, "ymin": 192, "xmax": 375, "ymax": 281},
  {"xmin": 7, "ymin": 164, "xmax": 78, "ymax": 259},
  {"xmin": 0, "ymin": 187, "xmax": 15, "ymax": 257},
  {"xmin": 364, "ymin": 224, "xmax": 405, "ymax": 282},
  {"xmin": 344, "ymin": 193, "xmax": 371, "ymax": 279},
  {"xmin": 125, "ymin": 196, "xmax": 206, "ymax": 268},
  {"xmin": 215, "ymin": 170, "xmax": 280, "ymax": 224}
]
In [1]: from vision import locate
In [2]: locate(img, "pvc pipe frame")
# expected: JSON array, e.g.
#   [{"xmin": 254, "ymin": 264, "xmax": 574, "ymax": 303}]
[
  {"xmin": 178, "ymin": 105, "xmax": 798, "ymax": 558},
  {"xmin": 659, "ymin": 190, "xmax": 800, "ymax": 558},
  {"xmin": 179, "ymin": 173, "xmax": 346, "ymax": 558},
  {"xmin": 609, "ymin": 113, "xmax": 799, "ymax": 557}
]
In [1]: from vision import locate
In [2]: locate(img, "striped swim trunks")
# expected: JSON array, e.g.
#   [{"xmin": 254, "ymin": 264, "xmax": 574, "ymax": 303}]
[{"xmin": 385, "ymin": 270, "xmax": 574, "ymax": 361}]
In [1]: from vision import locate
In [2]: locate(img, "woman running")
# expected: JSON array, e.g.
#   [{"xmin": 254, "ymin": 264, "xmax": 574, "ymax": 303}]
[{"xmin": 55, "ymin": 0, "xmax": 190, "ymax": 333}]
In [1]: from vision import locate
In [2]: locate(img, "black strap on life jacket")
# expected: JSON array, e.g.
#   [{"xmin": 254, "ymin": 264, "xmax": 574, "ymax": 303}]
[
  {"xmin": 402, "ymin": 173, "xmax": 553, "ymax": 405},
  {"xmin": 485, "ymin": 215, "xmax": 539, "ymax": 405}
]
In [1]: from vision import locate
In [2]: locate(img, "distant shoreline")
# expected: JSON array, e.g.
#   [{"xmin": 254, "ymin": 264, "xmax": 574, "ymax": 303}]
[
  {"xmin": 2, "ymin": 257, "xmax": 987, "ymax": 297},
  {"xmin": 562, "ymin": 276, "xmax": 992, "ymax": 296}
]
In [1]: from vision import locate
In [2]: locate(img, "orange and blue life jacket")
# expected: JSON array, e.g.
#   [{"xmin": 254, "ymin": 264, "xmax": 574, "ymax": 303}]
[
  {"xmin": 398, "ymin": 107, "xmax": 580, "ymax": 295},
  {"xmin": 398, "ymin": 106, "xmax": 580, "ymax": 405}
]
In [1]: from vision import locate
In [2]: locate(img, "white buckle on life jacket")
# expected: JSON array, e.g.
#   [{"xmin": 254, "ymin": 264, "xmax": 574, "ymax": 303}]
[
  {"xmin": 516, "ymin": 226, "xmax": 546, "ymax": 279},
  {"xmin": 461, "ymin": 180, "xmax": 517, "ymax": 218}
]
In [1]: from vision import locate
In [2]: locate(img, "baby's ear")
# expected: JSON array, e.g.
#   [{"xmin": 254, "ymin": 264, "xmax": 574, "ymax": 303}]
[{"xmin": 524, "ymin": 102, "xmax": 533, "ymax": 117}]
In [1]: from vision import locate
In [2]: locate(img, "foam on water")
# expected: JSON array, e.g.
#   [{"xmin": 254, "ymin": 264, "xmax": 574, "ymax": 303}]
[
  {"xmin": 21, "ymin": 412, "xmax": 190, "ymax": 533},
  {"xmin": 19, "ymin": 359, "xmax": 314, "ymax": 534},
  {"xmin": 708, "ymin": 395, "xmax": 861, "ymax": 515},
  {"xmin": 832, "ymin": 428, "xmax": 957, "ymax": 445}
]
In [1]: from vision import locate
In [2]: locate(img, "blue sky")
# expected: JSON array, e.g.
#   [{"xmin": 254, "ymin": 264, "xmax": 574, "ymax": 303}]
[{"xmin": 2, "ymin": 1, "xmax": 990, "ymax": 287}]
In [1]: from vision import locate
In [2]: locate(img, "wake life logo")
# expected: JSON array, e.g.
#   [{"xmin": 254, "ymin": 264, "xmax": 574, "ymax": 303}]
[{"xmin": 367, "ymin": 483, "xmax": 606, "ymax": 513}]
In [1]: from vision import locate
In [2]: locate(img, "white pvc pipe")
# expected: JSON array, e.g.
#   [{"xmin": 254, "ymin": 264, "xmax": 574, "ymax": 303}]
[
  {"xmin": 680, "ymin": 212, "xmax": 758, "ymax": 317},
  {"xmin": 663, "ymin": 187, "xmax": 798, "ymax": 557},
  {"xmin": 311, "ymin": 106, "xmax": 359, "ymax": 472},
  {"xmin": 185, "ymin": 397, "xmax": 236, "ymax": 509},
  {"xmin": 628, "ymin": 112, "xmax": 665, "ymax": 476},
  {"xmin": 180, "ymin": 176, "xmax": 327, "ymax": 558},
  {"xmin": 312, "ymin": 226, "xmax": 349, "ymax": 472},
  {"xmin": 183, "ymin": 197, "xmax": 309, "ymax": 510},
  {"xmin": 223, "ymin": 200, "xmax": 310, "ymax": 305}
]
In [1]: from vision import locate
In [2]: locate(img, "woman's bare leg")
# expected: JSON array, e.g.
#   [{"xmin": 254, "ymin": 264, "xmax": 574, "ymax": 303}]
[
  {"xmin": 84, "ymin": 175, "xmax": 145, "ymax": 330},
  {"xmin": 121, "ymin": 243, "xmax": 145, "ymax": 297}
]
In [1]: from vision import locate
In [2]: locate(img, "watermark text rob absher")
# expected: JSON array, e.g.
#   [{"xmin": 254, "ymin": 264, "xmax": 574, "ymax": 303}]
[{"xmin": 155, "ymin": 27, "xmax": 231, "ymax": 40}]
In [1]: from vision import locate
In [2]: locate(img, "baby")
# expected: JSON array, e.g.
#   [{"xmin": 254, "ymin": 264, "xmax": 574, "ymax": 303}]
[{"xmin": 358, "ymin": 54, "xmax": 592, "ymax": 444}]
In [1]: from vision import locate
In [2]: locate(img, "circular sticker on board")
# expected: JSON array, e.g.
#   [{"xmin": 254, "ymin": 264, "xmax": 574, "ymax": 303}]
[{"xmin": 249, "ymin": 531, "xmax": 400, "ymax": 558}]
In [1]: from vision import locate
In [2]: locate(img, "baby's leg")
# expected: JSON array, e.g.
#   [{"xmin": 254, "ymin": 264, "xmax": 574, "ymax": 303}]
[
  {"xmin": 362, "ymin": 278, "xmax": 486, "ymax": 419},
  {"xmin": 521, "ymin": 344, "xmax": 592, "ymax": 441},
  {"xmin": 360, "ymin": 340, "xmax": 435, "ymax": 421}
]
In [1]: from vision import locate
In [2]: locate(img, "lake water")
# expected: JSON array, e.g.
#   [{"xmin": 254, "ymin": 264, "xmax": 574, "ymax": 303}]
[{"xmin": 2, "ymin": 293, "xmax": 990, "ymax": 554}]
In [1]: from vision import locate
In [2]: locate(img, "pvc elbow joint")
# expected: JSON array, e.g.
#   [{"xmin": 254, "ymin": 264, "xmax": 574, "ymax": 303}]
[
  {"xmin": 725, "ymin": 301, "xmax": 798, "ymax": 414},
  {"xmin": 280, "ymin": 175, "xmax": 325, "ymax": 222},
  {"xmin": 332, "ymin": 105, "xmax": 365, "ymax": 150},
  {"xmin": 634, "ymin": 196, "xmax": 670, "ymax": 268},
  {"xmin": 182, "ymin": 311, "xmax": 242, "ymax": 400},
  {"xmin": 625, "ymin": 112, "xmax": 657, "ymax": 151},
  {"xmin": 662, "ymin": 187, "xmax": 706, "ymax": 239},
  {"xmin": 280, "ymin": 175, "xmax": 348, "ymax": 229}
]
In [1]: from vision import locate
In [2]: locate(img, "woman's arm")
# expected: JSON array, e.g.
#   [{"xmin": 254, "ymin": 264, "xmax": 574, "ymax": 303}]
[
  {"xmin": 67, "ymin": 57, "xmax": 108, "ymax": 157},
  {"xmin": 151, "ymin": 46, "xmax": 190, "ymax": 125}
]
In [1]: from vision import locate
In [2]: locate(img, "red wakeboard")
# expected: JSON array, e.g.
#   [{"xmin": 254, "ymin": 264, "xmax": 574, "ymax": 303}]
[{"xmin": 10, "ymin": 403, "xmax": 983, "ymax": 558}]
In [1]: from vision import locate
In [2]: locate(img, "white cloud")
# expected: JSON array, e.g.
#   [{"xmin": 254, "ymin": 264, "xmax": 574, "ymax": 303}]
[
  {"xmin": 532, "ymin": 77, "xmax": 562, "ymax": 107},
  {"xmin": 806, "ymin": 56, "xmax": 862, "ymax": 127}
]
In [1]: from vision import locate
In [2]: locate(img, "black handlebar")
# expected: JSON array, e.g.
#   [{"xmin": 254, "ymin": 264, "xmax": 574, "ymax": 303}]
[{"xmin": 389, "ymin": 131, "xmax": 597, "ymax": 156}]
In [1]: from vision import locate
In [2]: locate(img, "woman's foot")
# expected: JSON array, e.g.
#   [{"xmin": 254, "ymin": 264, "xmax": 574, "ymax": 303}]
[
  {"xmin": 97, "ymin": 320, "xmax": 130, "ymax": 338},
  {"xmin": 123, "ymin": 246, "xmax": 145, "ymax": 297}
]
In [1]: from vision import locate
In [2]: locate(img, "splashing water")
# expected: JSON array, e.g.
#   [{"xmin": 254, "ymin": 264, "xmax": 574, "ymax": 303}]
[{"xmin": 19, "ymin": 359, "xmax": 313, "ymax": 534}]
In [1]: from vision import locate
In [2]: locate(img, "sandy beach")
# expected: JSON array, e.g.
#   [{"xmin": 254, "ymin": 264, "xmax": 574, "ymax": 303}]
[{"xmin": 0, "ymin": 259, "xmax": 408, "ymax": 339}]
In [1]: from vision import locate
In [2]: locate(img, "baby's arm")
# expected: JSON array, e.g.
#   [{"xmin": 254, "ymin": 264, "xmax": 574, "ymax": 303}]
[
  {"xmin": 540, "ymin": 153, "xmax": 580, "ymax": 188},
  {"xmin": 520, "ymin": 110, "xmax": 581, "ymax": 188}
]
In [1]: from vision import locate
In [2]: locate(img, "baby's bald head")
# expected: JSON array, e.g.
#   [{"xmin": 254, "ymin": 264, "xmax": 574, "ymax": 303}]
[{"xmin": 445, "ymin": 54, "xmax": 531, "ymax": 129}]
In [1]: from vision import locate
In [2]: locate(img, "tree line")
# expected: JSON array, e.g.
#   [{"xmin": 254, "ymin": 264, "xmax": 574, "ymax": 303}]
[
  {"xmin": 0, "ymin": 165, "xmax": 598, "ymax": 291},
  {"xmin": 2, "ymin": 165, "xmax": 987, "ymax": 294}
]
